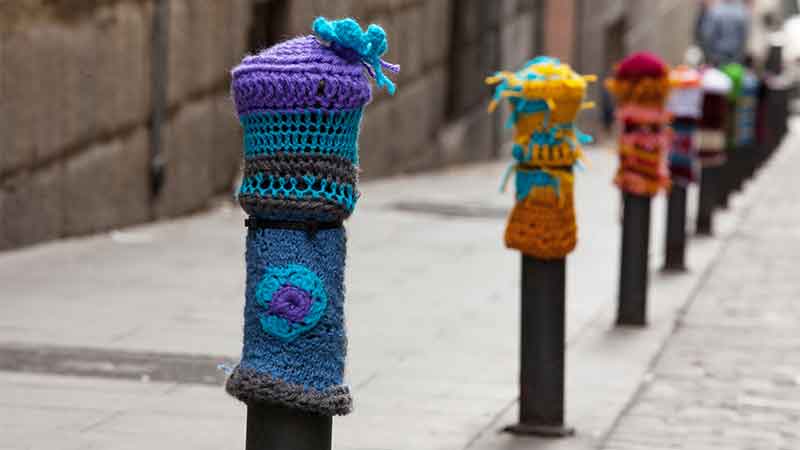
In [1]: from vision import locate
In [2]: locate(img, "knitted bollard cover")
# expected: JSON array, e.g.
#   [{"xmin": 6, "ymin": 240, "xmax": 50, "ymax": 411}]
[
  {"xmin": 721, "ymin": 63, "xmax": 758, "ymax": 147},
  {"xmin": 665, "ymin": 66, "xmax": 703, "ymax": 186},
  {"xmin": 606, "ymin": 52, "xmax": 672, "ymax": 196},
  {"xmin": 486, "ymin": 57, "xmax": 595, "ymax": 259},
  {"xmin": 697, "ymin": 68, "xmax": 732, "ymax": 168},
  {"xmin": 225, "ymin": 17, "xmax": 398, "ymax": 416}
]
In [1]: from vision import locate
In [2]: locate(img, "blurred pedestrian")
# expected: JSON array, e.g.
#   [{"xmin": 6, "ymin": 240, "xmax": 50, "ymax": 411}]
[{"xmin": 699, "ymin": 0, "xmax": 750, "ymax": 66}]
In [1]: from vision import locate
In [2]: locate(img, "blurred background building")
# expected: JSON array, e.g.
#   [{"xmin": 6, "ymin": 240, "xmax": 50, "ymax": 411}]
[{"xmin": 0, "ymin": 0, "xmax": 750, "ymax": 251}]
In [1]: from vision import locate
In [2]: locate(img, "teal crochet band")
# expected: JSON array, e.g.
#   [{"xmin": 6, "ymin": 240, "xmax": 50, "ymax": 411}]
[
  {"xmin": 240, "ymin": 172, "xmax": 358, "ymax": 213},
  {"xmin": 515, "ymin": 168, "xmax": 561, "ymax": 202},
  {"xmin": 242, "ymin": 108, "xmax": 363, "ymax": 163}
]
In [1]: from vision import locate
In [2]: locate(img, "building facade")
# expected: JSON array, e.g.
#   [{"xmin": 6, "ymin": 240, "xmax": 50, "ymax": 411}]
[{"xmin": 0, "ymin": 0, "xmax": 698, "ymax": 251}]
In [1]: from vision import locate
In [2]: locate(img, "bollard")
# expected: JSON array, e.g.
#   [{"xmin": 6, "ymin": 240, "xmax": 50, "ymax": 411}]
[
  {"xmin": 224, "ymin": 17, "xmax": 398, "ymax": 450},
  {"xmin": 606, "ymin": 53, "xmax": 672, "ymax": 326},
  {"xmin": 664, "ymin": 185, "xmax": 688, "ymax": 272},
  {"xmin": 696, "ymin": 166, "xmax": 719, "ymax": 236},
  {"xmin": 246, "ymin": 404, "xmax": 332, "ymax": 450},
  {"xmin": 504, "ymin": 255, "xmax": 573, "ymax": 436},
  {"xmin": 695, "ymin": 68, "xmax": 732, "ymax": 236},
  {"xmin": 716, "ymin": 97, "xmax": 735, "ymax": 210},
  {"xmin": 663, "ymin": 66, "xmax": 703, "ymax": 272},
  {"xmin": 486, "ymin": 57, "xmax": 594, "ymax": 437},
  {"xmin": 618, "ymin": 193, "xmax": 651, "ymax": 325}
]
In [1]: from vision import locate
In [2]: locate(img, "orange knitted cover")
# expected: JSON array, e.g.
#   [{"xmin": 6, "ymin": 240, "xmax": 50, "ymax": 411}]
[{"xmin": 504, "ymin": 175, "xmax": 576, "ymax": 259}]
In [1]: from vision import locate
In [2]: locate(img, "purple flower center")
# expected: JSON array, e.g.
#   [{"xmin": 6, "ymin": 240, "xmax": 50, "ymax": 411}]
[{"xmin": 268, "ymin": 286, "xmax": 313, "ymax": 323}]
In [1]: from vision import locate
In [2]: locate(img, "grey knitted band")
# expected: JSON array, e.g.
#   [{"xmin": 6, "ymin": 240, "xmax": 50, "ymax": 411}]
[
  {"xmin": 239, "ymin": 195, "xmax": 351, "ymax": 222},
  {"xmin": 244, "ymin": 153, "xmax": 358, "ymax": 186},
  {"xmin": 225, "ymin": 365, "xmax": 353, "ymax": 416}
]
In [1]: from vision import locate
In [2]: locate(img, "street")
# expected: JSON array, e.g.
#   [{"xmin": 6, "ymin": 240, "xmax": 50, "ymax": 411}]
[{"xmin": 1, "ymin": 123, "xmax": 788, "ymax": 449}]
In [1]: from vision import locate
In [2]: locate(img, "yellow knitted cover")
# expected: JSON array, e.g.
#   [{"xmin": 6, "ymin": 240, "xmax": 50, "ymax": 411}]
[{"xmin": 487, "ymin": 57, "xmax": 593, "ymax": 259}]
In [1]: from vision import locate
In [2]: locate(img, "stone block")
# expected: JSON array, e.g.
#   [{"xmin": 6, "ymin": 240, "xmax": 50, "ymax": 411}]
[
  {"xmin": 357, "ymin": 98, "xmax": 394, "ymax": 179},
  {"xmin": 3, "ymin": 2, "xmax": 153, "ymax": 169},
  {"xmin": 388, "ymin": 73, "xmax": 432, "ymax": 163},
  {"xmin": 421, "ymin": 0, "xmax": 451, "ymax": 68},
  {"xmin": 438, "ymin": 106, "xmax": 495, "ymax": 165},
  {"xmin": 450, "ymin": 32, "xmax": 496, "ymax": 116},
  {"xmin": 393, "ymin": 6, "xmax": 424, "ymax": 82},
  {"xmin": 0, "ymin": 163, "xmax": 64, "ymax": 250},
  {"xmin": 63, "ymin": 128, "xmax": 151, "ymax": 236},
  {"xmin": 2, "ymin": 27, "xmax": 41, "ymax": 174},
  {"xmin": 210, "ymin": 94, "xmax": 242, "ymax": 195},
  {"xmin": 154, "ymin": 98, "xmax": 215, "ymax": 218},
  {"xmin": 453, "ymin": 0, "xmax": 482, "ymax": 46},
  {"xmin": 93, "ymin": 1, "xmax": 153, "ymax": 135},
  {"xmin": 167, "ymin": 0, "xmax": 233, "ymax": 105},
  {"xmin": 230, "ymin": 0, "xmax": 252, "ymax": 65},
  {"xmin": 286, "ymin": 0, "xmax": 314, "ymax": 35}
]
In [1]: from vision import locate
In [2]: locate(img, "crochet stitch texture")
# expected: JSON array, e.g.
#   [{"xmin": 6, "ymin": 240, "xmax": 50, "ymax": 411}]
[
  {"xmin": 487, "ymin": 57, "xmax": 594, "ymax": 259},
  {"xmin": 226, "ymin": 17, "xmax": 398, "ymax": 416},
  {"xmin": 231, "ymin": 17, "xmax": 397, "ymax": 222},
  {"xmin": 607, "ymin": 52, "xmax": 672, "ymax": 197}
]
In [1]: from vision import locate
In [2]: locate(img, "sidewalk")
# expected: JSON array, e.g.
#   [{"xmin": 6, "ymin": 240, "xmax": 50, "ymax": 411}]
[
  {"xmin": 600, "ymin": 127, "xmax": 800, "ymax": 449},
  {"xmin": 0, "ymin": 133, "xmax": 776, "ymax": 450}
]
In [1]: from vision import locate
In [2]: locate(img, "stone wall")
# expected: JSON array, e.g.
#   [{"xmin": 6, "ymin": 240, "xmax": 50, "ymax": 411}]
[
  {"xmin": 0, "ymin": 0, "xmax": 248, "ymax": 250},
  {"xmin": 0, "ymin": 0, "xmax": 543, "ymax": 251},
  {"xmin": 1, "ymin": 0, "xmax": 696, "ymax": 251}
]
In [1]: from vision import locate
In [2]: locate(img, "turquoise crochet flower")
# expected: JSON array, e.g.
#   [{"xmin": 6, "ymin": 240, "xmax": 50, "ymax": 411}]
[
  {"xmin": 313, "ymin": 17, "xmax": 400, "ymax": 95},
  {"xmin": 256, "ymin": 264, "xmax": 328, "ymax": 341}
]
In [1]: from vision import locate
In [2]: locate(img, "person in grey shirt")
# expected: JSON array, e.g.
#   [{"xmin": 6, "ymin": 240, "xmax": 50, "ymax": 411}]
[{"xmin": 699, "ymin": 0, "xmax": 751, "ymax": 66}]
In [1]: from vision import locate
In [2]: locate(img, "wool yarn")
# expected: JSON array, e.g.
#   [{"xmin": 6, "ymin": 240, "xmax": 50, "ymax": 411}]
[
  {"xmin": 226, "ymin": 17, "xmax": 398, "ymax": 416},
  {"xmin": 697, "ymin": 67, "xmax": 732, "ymax": 168},
  {"xmin": 606, "ymin": 52, "xmax": 672, "ymax": 196},
  {"xmin": 487, "ymin": 57, "xmax": 594, "ymax": 259},
  {"xmin": 666, "ymin": 66, "xmax": 703, "ymax": 186}
]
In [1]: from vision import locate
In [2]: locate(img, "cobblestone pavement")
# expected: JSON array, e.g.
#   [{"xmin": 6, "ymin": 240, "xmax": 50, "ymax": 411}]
[{"xmin": 602, "ymin": 131, "xmax": 800, "ymax": 449}]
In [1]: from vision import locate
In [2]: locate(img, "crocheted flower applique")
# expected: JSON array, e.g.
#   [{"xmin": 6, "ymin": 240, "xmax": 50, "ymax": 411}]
[
  {"xmin": 312, "ymin": 17, "xmax": 400, "ymax": 95},
  {"xmin": 256, "ymin": 264, "xmax": 328, "ymax": 341}
]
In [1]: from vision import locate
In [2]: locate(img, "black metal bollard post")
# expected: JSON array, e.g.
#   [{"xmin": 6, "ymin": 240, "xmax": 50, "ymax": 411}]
[
  {"xmin": 617, "ymin": 193, "xmax": 651, "ymax": 326},
  {"xmin": 504, "ymin": 256, "xmax": 574, "ymax": 437},
  {"xmin": 663, "ymin": 185, "xmax": 688, "ymax": 272},
  {"xmin": 696, "ymin": 166, "xmax": 718, "ymax": 236},
  {"xmin": 246, "ymin": 403, "xmax": 332, "ymax": 450},
  {"xmin": 717, "ymin": 158, "xmax": 731, "ymax": 209}
]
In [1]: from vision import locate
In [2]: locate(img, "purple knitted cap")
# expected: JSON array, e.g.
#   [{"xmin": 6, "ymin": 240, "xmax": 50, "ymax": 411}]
[{"xmin": 232, "ymin": 36, "xmax": 373, "ymax": 115}]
